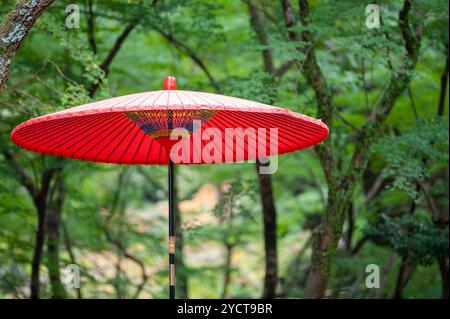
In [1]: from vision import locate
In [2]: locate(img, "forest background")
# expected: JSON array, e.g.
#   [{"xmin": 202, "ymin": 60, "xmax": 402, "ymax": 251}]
[{"xmin": 0, "ymin": 0, "xmax": 448, "ymax": 299}]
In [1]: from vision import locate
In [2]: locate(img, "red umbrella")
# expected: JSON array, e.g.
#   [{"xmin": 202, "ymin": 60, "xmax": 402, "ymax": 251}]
[{"xmin": 11, "ymin": 76, "xmax": 328, "ymax": 298}]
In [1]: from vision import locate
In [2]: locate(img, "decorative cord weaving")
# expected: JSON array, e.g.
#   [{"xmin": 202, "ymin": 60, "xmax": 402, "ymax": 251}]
[{"xmin": 124, "ymin": 109, "xmax": 216, "ymax": 139}]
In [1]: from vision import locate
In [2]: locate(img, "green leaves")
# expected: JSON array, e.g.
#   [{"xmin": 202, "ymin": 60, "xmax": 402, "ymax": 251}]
[
  {"xmin": 0, "ymin": 0, "xmax": 448, "ymax": 299},
  {"xmin": 373, "ymin": 116, "xmax": 449, "ymax": 199},
  {"xmin": 221, "ymin": 71, "xmax": 279, "ymax": 105},
  {"xmin": 365, "ymin": 213, "xmax": 449, "ymax": 265},
  {"xmin": 36, "ymin": 12, "xmax": 108, "ymax": 98},
  {"xmin": 60, "ymin": 83, "xmax": 90, "ymax": 107}
]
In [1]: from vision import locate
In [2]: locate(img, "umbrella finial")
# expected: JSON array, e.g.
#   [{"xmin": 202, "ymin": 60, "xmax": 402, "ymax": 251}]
[{"xmin": 164, "ymin": 76, "xmax": 177, "ymax": 90}]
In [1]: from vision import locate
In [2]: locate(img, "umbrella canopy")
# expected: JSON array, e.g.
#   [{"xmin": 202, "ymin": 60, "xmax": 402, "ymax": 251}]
[
  {"xmin": 11, "ymin": 78, "xmax": 328, "ymax": 164},
  {"xmin": 10, "ymin": 76, "xmax": 329, "ymax": 299}
]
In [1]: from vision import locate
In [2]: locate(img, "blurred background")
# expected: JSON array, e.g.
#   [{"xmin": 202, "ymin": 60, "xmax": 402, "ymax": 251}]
[{"xmin": 0, "ymin": 0, "xmax": 448, "ymax": 299}]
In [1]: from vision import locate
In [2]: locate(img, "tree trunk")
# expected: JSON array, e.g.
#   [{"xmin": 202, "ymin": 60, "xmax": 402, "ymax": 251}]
[
  {"xmin": 46, "ymin": 172, "xmax": 66, "ymax": 298},
  {"xmin": 392, "ymin": 255, "xmax": 416, "ymax": 299},
  {"xmin": 304, "ymin": 219, "xmax": 339, "ymax": 299},
  {"xmin": 344, "ymin": 203, "xmax": 354, "ymax": 251},
  {"xmin": 437, "ymin": 50, "xmax": 449, "ymax": 116},
  {"xmin": 62, "ymin": 221, "xmax": 82, "ymax": 298},
  {"xmin": 256, "ymin": 160, "xmax": 278, "ymax": 299},
  {"xmin": 304, "ymin": 188, "xmax": 352, "ymax": 298},
  {"xmin": 30, "ymin": 203, "xmax": 46, "ymax": 299},
  {"xmin": 287, "ymin": 0, "xmax": 422, "ymax": 298},
  {"xmin": 246, "ymin": 4, "xmax": 282, "ymax": 299},
  {"xmin": 0, "ymin": 0, "xmax": 55, "ymax": 88},
  {"xmin": 46, "ymin": 205, "xmax": 66, "ymax": 298},
  {"xmin": 88, "ymin": 22, "xmax": 136, "ymax": 97},
  {"xmin": 438, "ymin": 259, "xmax": 449, "ymax": 299},
  {"xmin": 29, "ymin": 168, "xmax": 56, "ymax": 299},
  {"xmin": 221, "ymin": 242, "xmax": 234, "ymax": 299},
  {"xmin": 375, "ymin": 253, "xmax": 396, "ymax": 298}
]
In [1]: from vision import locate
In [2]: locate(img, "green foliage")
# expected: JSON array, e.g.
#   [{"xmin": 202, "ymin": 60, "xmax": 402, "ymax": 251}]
[
  {"xmin": 221, "ymin": 71, "xmax": 279, "ymax": 104},
  {"xmin": 364, "ymin": 213, "xmax": 449, "ymax": 265},
  {"xmin": 0, "ymin": 0, "xmax": 448, "ymax": 299},
  {"xmin": 373, "ymin": 117, "xmax": 449, "ymax": 199},
  {"xmin": 36, "ymin": 13, "xmax": 108, "ymax": 99}
]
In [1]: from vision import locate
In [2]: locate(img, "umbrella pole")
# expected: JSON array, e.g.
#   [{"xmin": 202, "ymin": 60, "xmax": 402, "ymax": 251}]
[{"xmin": 168, "ymin": 159, "xmax": 175, "ymax": 299}]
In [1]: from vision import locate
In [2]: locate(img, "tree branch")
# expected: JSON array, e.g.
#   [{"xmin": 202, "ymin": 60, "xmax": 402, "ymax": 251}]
[
  {"xmin": 88, "ymin": 22, "xmax": 137, "ymax": 97},
  {"xmin": 346, "ymin": 0, "xmax": 422, "ymax": 186},
  {"xmin": 274, "ymin": 60, "xmax": 294, "ymax": 77},
  {"xmin": 416, "ymin": 179, "xmax": 442, "ymax": 220},
  {"xmin": 101, "ymin": 170, "xmax": 147, "ymax": 299},
  {"xmin": 103, "ymin": 226, "xmax": 148, "ymax": 299},
  {"xmin": 37, "ymin": 167, "xmax": 56, "ymax": 205},
  {"xmin": 61, "ymin": 220, "xmax": 82, "ymax": 298},
  {"xmin": 86, "ymin": 0, "xmax": 97, "ymax": 55},
  {"xmin": 1, "ymin": 149, "xmax": 36, "ymax": 198},
  {"xmin": 0, "ymin": 0, "xmax": 55, "ymax": 89},
  {"xmin": 438, "ymin": 48, "xmax": 449, "ymax": 116},
  {"xmin": 280, "ymin": 0, "xmax": 300, "ymax": 42},
  {"xmin": 355, "ymin": 174, "xmax": 384, "ymax": 213},
  {"xmin": 350, "ymin": 235, "xmax": 370, "ymax": 256},
  {"xmin": 248, "ymin": 1, "xmax": 274, "ymax": 73},
  {"xmin": 334, "ymin": 111, "xmax": 359, "ymax": 132},
  {"xmin": 247, "ymin": 1, "xmax": 294, "ymax": 78},
  {"xmin": 154, "ymin": 27, "xmax": 219, "ymax": 91},
  {"xmin": 281, "ymin": 0, "xmax": 335, "ymax": 184},
  {"xmin": 284, "ymin": 0, "xmax": 424, "ymax": 299}
]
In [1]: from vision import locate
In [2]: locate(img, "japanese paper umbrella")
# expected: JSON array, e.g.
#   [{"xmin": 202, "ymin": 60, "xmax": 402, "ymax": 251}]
[{"xmin": 10, "ymin": 76, "xmax": 329, "ymax": 299}]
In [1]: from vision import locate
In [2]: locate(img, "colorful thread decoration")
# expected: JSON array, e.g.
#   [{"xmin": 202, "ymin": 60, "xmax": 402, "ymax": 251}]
[{"xmin": 124, "ymin": 110, "xmax": 216, "ymax": 139}]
